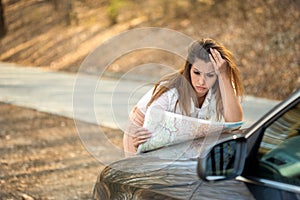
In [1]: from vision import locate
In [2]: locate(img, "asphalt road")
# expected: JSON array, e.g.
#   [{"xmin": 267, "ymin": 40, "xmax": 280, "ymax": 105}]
[{"xmin": 0, "ymin": 62, "xmax": 279, "ymax": 130}]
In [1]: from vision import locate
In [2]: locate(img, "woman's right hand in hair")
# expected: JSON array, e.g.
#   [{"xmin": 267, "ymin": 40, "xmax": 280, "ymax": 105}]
[{"xmin": 133, "ymin": 127, "xmax": 152, "ymax": 150}]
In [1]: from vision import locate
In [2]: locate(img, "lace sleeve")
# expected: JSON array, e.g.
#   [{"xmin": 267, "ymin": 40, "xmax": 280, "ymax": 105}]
[{"xmin": 131, "ymin": 87, "xmax": 177, "ymax": 126}]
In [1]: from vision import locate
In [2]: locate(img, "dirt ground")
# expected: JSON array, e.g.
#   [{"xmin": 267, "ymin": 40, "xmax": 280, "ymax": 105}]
[{"xmin": 0, "ymin": 102, "xmax": 123, "ymax": 200}]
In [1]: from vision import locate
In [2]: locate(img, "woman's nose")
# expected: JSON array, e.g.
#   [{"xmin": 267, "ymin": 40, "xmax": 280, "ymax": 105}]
[{"xmin": 198, "ymin": 74, "xmax": 206, "ymax": 85}]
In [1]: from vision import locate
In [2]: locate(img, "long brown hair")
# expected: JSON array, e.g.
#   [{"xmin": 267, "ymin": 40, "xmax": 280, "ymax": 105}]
[{"xmin": 147, "ymin": 38, "xmax": 244, "ymax": 121}]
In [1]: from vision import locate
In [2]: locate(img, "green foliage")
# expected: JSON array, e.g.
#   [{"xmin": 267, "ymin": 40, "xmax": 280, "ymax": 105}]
[{"xmin": 107, "ymin": 0, "xmax": 124, "ymax": 25}]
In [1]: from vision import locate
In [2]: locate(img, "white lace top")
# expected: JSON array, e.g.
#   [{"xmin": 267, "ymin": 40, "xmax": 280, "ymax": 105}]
[{"xmin": 136, "ymin": 87, "xmax": 220, "ymax": 122}]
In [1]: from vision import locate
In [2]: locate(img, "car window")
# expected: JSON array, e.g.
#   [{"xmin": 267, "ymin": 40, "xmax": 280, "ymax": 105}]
[{"xmin": 257, "ymin": 102, "xmax": 300, "ymax": 186}]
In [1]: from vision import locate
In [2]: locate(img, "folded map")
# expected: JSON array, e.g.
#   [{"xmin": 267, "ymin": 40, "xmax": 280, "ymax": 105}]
[{"xmin": 137, "ymin": 108, "xmax": 243, "ymax": 153}]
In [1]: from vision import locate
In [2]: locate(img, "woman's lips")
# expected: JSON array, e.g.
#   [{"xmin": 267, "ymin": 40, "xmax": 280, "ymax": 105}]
[{"xmin": 196, "ymin": 86, "xmax": 206, "ymax": 91}]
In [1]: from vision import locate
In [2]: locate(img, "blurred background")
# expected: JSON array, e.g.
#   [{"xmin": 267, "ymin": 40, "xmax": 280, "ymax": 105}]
[
  {"xmin": 0, "ymin": 0, "xmax": 299, "ymax": 199},
  {"xmin": 0, "ymin": 0, "xmax": 299, "ymax": 100}
]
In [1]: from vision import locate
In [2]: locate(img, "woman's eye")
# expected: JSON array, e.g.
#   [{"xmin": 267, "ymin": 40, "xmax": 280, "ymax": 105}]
[
  {"xmin": 193, "ymin": 71, "xmax": 200, "ymax": 75},
  {"xmin": 206, "ymin": 73, "xmax": 215, "ymax": 78}
]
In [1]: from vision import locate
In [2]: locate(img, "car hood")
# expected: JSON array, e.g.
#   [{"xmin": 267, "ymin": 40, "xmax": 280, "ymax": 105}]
[{"xmin": 93, "ymin": 133, "xmax": 254, "ymax": 199}]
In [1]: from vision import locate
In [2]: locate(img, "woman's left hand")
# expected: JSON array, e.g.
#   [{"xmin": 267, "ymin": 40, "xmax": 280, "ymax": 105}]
[{"xmin": 209, "ymin": 48, "xmax": 228, "ymax": 76}]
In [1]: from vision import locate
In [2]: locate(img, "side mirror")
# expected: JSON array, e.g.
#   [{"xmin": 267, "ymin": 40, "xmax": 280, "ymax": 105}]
[{"xmin": 197, "ymin": 136, "xmax": 247, "ymax": 181}]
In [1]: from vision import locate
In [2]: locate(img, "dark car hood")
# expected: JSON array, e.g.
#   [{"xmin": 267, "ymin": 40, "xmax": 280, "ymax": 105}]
[{"xmin": 93, "ymin": 133, "xmax": 254, "ymax": 200}]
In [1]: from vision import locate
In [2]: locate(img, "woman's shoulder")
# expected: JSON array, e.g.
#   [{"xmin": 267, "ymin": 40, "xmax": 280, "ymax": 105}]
[
  {"xmin": 163, "ymin": 87, "xmax": 179, "ymax": 99},
  {"xmin": 136, "ymin": 85, "xmax": 178, "ymax": 112}
]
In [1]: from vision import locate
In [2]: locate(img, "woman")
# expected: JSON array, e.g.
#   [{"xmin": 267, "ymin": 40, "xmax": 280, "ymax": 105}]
[{"xmin": 124, "ymin": 38, "xmax": 244, "ymax": 155}]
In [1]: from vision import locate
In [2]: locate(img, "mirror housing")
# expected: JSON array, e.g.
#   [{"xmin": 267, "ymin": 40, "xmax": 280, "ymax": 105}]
[{"xmin": 197, "ymin": 136, "xmax": 247, "ymax": 182}]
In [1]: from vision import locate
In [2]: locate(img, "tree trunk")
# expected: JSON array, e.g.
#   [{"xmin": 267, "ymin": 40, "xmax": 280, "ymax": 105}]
[
  {"xmin": 50, "ymin": 0, "xmax": 75, "ymax": 26},
  {"xmin": 0, "ymin": 0, "xmax": 7, "ymax": 38}
]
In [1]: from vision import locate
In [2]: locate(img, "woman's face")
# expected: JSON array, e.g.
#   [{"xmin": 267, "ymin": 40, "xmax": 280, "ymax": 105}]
[{"xmin": 190, "ymin": 58, "xmax": 217, "ymax": 98}]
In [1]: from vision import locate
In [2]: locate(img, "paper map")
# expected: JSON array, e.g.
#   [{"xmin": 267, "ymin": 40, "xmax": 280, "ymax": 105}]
[{"xmin": 137, "ymin": 108, "xmax": 243, "ymax": 153}]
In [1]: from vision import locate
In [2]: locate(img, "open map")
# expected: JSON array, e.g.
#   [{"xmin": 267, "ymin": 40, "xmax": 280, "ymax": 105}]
[{"xmin": 137, "ymin": 108, "xmax": 243, "ymax": 153}]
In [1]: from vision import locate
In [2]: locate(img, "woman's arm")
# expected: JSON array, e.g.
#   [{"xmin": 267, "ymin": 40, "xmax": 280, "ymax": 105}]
[
  {"xmin": 123, "ymin": 88, "xmax": 171, "ymax": 156},
  {"xmin": 124, "ymin": 127, "xmax": 151, "ymax": 157},
  {"xmin": 123, "ymin": 106, "xmax": 151, "ymax": 157},
  {"xmin": 210, "ymin": 48, "xmax": 243, "ymax": 122}
]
